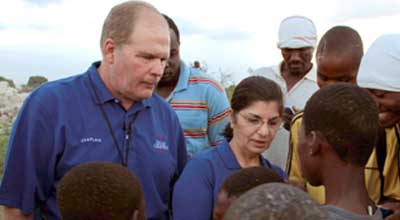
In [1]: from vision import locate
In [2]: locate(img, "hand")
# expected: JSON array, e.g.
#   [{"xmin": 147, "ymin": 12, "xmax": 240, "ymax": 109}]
[
  {"xmin": 387, "ymin": 212, "xmax": 400, "ymax": 220},
  {"xmin": 380, "ymin": 201, "xmax": 400, "ymax": 220},
  {"xmin": 282, "ymin": 107, "xmax": 300, "ymax": 131},
  {"xmin": 381, "ymin": 201, "xmax": 400, "ymax": 210},
  {"xmin": 282, "ymin": 108, "xmax": 295, "ymax": 131}
]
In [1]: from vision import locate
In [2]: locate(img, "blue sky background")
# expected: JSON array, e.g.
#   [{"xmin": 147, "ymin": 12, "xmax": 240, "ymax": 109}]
[{"xmin": 1, "ymin": 0, "xmax": 400, "ymax": 85}]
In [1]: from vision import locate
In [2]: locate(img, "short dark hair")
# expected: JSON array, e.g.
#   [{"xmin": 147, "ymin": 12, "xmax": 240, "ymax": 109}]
[
  {"xmin": 100, "ymin": 1, "xmax": 160, "ymax": 54},
  {"xmin": 303, "ymin": 83, "xmax": 379, "ymax": 166},
  {"xmin": 57, "ymin": 162, "xmax": 144, "ymax": 220},
  {"xmin": 317, "ymin": 26, "xmax": 363, "ymax": 68},
  {"xmin": 162, "ymin": 14, "xmax": 180, "ymax": 43},
  {"xmin": 221, "ymin": 167, "xmax": 283, "ymax": 198},
  {"xmin": 223, "ymin": 76, "xmax": 284, "ymax": 139},
  {"xmin": 225, "ymin": 183, "xmax": 328, "ymax": 220}
]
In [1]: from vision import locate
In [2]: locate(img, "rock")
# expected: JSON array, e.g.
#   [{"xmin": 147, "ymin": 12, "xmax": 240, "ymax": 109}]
[{"xmin": 0, "ymin": 81, "xmax": 28, "ymax": 124}]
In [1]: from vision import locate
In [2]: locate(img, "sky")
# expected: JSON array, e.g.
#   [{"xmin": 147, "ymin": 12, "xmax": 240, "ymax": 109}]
[{"xmin": 1, "ymin": 0, "xmax": 400, "ymax": 85}]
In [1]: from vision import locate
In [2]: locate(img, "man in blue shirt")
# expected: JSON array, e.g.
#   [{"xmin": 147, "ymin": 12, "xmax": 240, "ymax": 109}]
[
  {"xmin": 156, "ymin": 15, "xmax": 231, "ymax": 155},
  {"xmin": 0, "ymin": 2, "xmax": 187, "ymax": 220}
]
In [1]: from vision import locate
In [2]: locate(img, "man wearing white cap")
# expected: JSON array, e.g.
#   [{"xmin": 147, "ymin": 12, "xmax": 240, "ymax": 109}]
[
  {"xmin": 253, "ymin": 15, "xmax": 319, "ymax": 169},
  {"xmin": 357, "ymin": 34, "xmax": 400, "ymax": 217}
]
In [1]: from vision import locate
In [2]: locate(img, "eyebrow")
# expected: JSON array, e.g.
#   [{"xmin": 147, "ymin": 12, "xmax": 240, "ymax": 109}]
[{"xmin": 247, "ymin": 112, "xmax": 280, "ymax": 121}]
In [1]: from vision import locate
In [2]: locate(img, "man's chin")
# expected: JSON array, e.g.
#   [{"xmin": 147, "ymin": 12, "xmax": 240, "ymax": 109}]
[
  {"xmin": 378, "ymin": 112, "xmax": 400, "ymax": 128},
  {"xmin": 288, "ymin": 68, "xmax": 305, "ymax": 76}
]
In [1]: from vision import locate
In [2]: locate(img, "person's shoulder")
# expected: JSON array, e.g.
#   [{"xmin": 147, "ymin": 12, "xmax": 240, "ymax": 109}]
[
  {"xmin": 304, "ymin": 64, "xmax": 318, "ymax": 82},
  {"xmin": 187, "ymin": 71, "xmax": 225, "ymax": 93},
  {"xmin": 261, "ymin": 157, "xmax": 287, "ymax": 178},
  {"xmin": 27, "ymin": 73, "xmax": 87, "ymax": 104},
  {"xmin": 324, "ymin": 205, "xmax": 372, "ymax": 220},
  {"xmin": 192, "ymin": 145, "xmax": 220, "ymax": 161},
  {"xmin": 252, "ymin": 65, "xmax": 279, "ymax": 77},
  {"xmin": 148, "ymin": 93, "xmax": 176, "ymax": 114}
]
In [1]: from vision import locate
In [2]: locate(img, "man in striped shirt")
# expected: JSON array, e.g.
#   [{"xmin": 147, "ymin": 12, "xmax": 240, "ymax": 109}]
[{"xmin": 156, "ymin": 14, "xmax": 231, "ymax": 156}]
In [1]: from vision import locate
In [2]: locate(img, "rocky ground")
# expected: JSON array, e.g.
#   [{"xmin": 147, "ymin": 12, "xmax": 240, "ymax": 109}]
[
  {"xmin": 0, "ymin": 81, "xmax": 28, "ymax": 219},
  {"xmin": 0, "ymin": 81, "xmax": 27, "ymax": 124},
  {"xmin": 0, "ymin": 81, "xmax": 28, "ymax": 177}
]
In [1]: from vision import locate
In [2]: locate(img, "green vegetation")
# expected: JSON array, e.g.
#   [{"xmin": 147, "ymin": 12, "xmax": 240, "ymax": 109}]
[
  {"xmin": 20, "ymin": 75, "xmax": 48, "ymax": 93},
  {"xmin": 0, "ymin": 76, "xmax": 15, "ymax": 88},
  {"xmin": 225, "ymin": 85, "xmax": 235, "ymax": 101},
  {"xmin": 0, "ymin": 123, "xmax": 11, "ymax": 179}
]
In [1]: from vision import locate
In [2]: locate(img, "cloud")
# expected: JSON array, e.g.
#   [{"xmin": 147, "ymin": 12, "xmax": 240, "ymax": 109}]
[
  {"xmin": 23, "ymin": 0, "xmax": 63, "ymax": 7},
  {"xmin": 173, "ymin": 17, "xmax": 206, "ymax": 35},
  {"xmin": 331, "ymin": 0, "xmax": 400, "ymax": 22},
  {"xmin": 174, "ymin": 17, "xmax": 251, "ymax": 42},
  {"xmin": 207, "ymin": 29, "xmax": 252, "ymax": 41}
]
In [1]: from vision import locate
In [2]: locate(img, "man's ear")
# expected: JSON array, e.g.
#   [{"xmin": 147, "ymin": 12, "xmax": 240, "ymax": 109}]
[
  {"xmin": 308, "ymin": 131, "xmax": 324, "ymax": 156},
  {"xmin": 229, "ymin": 113, "xmax": 237, "ymax": 129},
  {"xmin": 131, "ymin": 210, "xmax": 139, "ymax": 220},
  {"xmin": 102, "ymin": 38, "xmax": 116, "ymax": 64}
]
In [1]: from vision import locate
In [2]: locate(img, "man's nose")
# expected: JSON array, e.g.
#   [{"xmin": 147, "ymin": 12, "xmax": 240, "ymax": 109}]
[{"xmin": 289, "ymin": 51, "xmax": 302, "ymax": 61}]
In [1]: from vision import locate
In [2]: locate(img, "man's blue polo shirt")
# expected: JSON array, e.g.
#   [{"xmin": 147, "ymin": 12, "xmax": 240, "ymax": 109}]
[
  {"xmin": 0, "ymin": 62, "xmax": 188, "ymax": 220},
  {"xmin": 172, "ymin": 139, "xmax": 287, "ymax": 220}
]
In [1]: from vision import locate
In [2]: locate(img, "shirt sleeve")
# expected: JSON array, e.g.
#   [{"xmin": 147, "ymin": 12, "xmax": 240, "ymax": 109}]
[
  {"xmin": 287, "ymin": 116, "xmax": 305, "ymax": 184},
  {"xmin": 382, "ymin": 124, "xmax": 400, "ymax": 201},
  {"xmin": 0, "ymin": 94, "xmax": 60, "ymax": 215},
  {"xmin": 173, "ymin": 113, "xmax": 189, "ymax": 175},
  {"xmin": 206, "ymin": 84, "xmax": 231, "ymax": 147},
  {"xmin": 172, "ymin": 157, "xmax": 214, "ymax": 220}
]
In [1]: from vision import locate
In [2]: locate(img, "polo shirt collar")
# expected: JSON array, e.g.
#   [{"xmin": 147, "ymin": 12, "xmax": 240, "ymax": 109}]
[
  {"xmin": 277, "ymin": 61, "xmax": 317, "ymax": 82},
  {"xmin": 87, "ymin": 62, "xmax": 152, "ymax": 108},
  {"xmin": 217, "ymin": 139, "xmax": 241, "ymax": 169},
  {"xmin": 217, "ymin": 139, "xmax": 272, "ymax": 169},
  {"xmin": 173, "ymin": 60, "xmax": 191, "ymax": 93}
]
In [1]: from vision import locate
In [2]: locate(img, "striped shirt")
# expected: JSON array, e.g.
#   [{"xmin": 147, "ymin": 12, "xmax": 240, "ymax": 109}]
[{"xmin": 167, "ymin": 61, "xmax": 231, "ymax": 155}]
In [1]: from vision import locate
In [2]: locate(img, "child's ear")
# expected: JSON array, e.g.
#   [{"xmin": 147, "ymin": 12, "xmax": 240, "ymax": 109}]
[
  {"xmin": 131, "ymin": 210, "xmax": 139, "ymax": 220},
  {"xmin": 308, "ymin": 131, "xmax": 323, "ymax": 155}
]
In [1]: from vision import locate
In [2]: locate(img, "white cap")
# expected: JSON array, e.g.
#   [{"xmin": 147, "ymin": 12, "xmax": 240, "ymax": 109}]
[
  {"xmin": 357, "ymin": 34, "xmax": 400, "ymax": 92},
  {"xmin": 277, "ymin": 16, "xmax": 317, "ymax": 49}
]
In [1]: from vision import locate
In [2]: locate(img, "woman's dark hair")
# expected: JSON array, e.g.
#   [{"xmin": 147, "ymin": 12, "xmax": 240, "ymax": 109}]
[{"xmin": 223, "ymin": 76, "xmax": 284, "ymax": 139}]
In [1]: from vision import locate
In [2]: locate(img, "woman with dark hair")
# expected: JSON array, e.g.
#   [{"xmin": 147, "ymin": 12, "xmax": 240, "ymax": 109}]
[{"xmin": 172, "ymin": 76, "xmax": 287, "ymax": 220}]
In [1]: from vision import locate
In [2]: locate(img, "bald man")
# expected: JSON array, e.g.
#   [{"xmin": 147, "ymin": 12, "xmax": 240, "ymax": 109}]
[{"xmin": 0, "ymin": 2, "xmax": 187, "ymax": 220}]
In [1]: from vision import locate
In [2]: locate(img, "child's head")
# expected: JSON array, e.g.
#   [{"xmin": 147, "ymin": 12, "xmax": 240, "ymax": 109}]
[
  {"xmin": 213, "ymin": 167, "xmax": 283, "ymax": 220},
  {"xmin": 57, "ymin": 161, "xmax": 145, "ymax": 220},
  {"xmin": 298, "ymin": 84, "xmax": 379, "ymax": 186},
  {"xmin": 316, "ymin": 26, "xmax": 363, "ymax": 88},
  {"xmin": 225, "ymin": 183, "xmax": 327, "ymax": 220},
  {"xmin": 357, "ymin": 34, "xmax": 400, "ymax": 128}
]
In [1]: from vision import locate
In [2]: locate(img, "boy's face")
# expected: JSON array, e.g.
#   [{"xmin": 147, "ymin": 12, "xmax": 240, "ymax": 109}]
[
  {"xmin": 316, "ymin": 54, "xmax": 358, "ymax": 89},
  {"xmin": 213, "ymin": 190, "xmax": 237, "ymax": 220},
  {"xmin": 366, "ymin": 89, "xmax": 400, "ymax": 128}
]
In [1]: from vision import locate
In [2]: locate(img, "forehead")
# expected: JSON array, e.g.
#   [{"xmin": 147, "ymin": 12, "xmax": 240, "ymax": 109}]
[
  {"xmin": 317, "ymin": 55, "xmax": 358, "ymax": 77},
  {"xmin": 128, "ymin": 12, "xmax": 170, "ymax": 54},
  {"xmin": 130, "ymin": 11, "xmax": 169, "ymax": 41},
  {"xmin": 282, "ymin": 47, "xmax": 313, "ymax": 52},
  {"xmin": 241, "ymin": 101, "xmax": 281, "ymax": 118}
]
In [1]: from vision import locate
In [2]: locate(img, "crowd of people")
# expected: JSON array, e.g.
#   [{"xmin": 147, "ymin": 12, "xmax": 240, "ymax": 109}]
[{"xmin": 0, "ymin": 1, "xmax": 399, "ymax": 220}]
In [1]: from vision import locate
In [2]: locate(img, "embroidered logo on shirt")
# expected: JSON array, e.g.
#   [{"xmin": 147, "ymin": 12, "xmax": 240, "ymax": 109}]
[
  {"xmin": 81, "ymin": 137, "xmax": 102, "ymax": 144},
  {"xmin": 153, "ymin": 133, "xmax": 169, "ymax": 152},
  {"xmin": 153, "ymin": 140, "xmax": 169, "ymax": 150}
]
